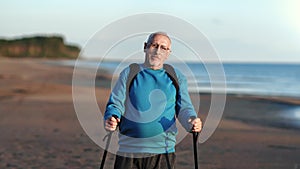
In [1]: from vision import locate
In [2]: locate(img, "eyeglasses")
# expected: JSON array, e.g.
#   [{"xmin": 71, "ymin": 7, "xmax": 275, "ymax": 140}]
[{"xmin": 148, "ymin": 43, "xmax": 171, "ymax": 53}]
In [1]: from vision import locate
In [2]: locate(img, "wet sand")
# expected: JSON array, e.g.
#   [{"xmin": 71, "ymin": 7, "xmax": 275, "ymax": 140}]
[{"xmin": 0, "ymin": 57, "xmax": 299, "ymax": 169}]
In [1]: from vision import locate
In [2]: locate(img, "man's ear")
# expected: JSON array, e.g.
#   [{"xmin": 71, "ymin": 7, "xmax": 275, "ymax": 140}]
[{"xmin": 143, "ymin": 42, "xmax": 147, "ymax": 52}]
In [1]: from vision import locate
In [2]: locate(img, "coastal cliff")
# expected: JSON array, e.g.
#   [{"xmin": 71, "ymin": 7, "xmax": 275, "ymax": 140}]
[{"xmin": 0, "ymin": 35, "xmax": 80, "ymax": 59}]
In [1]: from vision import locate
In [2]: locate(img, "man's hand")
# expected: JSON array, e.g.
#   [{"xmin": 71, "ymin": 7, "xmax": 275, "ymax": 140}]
[
  {"xmin": 189, "ymin": 117, "xmax": 202, "ymax": 132},
  {"xmin": 105, "ymin": 116, "xmax": 120, "ymax": 131}
]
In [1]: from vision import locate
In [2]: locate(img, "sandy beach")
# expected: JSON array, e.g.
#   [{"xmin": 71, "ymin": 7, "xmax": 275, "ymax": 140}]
[{"xmin": 1, "ymin": 57, "xmax": 300, "ymax": 169}]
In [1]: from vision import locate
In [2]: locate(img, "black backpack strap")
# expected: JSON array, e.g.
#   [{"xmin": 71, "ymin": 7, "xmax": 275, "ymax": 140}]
[
  {"xmin": 126, "ymin": 63, "xmax": 141, "ymax": 95},
  {"xmin": 122, "ymin": 63, "xmax": 140, "ymax": 130},
  {"xmin": 163, "ymin": 64, "xmax": 179, "ymax": 93},
  {"xmin": 163, "ymin": 64, "xmax": 180, "ymax": 116}
]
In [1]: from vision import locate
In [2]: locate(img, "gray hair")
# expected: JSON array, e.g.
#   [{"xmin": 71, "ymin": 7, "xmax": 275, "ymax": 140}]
[{"xmin": 146, "ymin": 32, "xmax": 171, "ymax": 44}]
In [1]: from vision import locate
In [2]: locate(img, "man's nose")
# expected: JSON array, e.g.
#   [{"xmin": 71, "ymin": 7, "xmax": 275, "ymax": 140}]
[{"xmin": 154, "ymin": 47, "xmax": 163, "ymax": 54}]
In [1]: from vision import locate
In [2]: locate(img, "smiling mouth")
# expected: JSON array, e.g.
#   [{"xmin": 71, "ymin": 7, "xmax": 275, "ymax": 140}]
[
  {"xmin": 152, "ymin": 55, "xmax": 160, "ymax": 59},
  {"xmin": 151, "ymin": 57, "xmax": 160, "ymax": 61}
]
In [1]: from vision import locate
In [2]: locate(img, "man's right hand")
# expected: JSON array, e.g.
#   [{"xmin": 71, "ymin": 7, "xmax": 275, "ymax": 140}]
[{"xmin": 105, "ymin": 116, "xmax": 120, "ymax": 131}]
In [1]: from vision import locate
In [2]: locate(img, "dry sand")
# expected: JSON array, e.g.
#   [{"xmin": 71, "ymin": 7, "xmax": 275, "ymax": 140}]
[{"xmin": 0, "ymin": 57, "xmax": 299, "ymax": 169}]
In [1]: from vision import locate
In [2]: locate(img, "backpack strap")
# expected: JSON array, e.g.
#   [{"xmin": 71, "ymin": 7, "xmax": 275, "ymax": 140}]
[
  {"xmin": 163, "ymin": 64, "xmax": 179, "ymax": 93},
  {"xmin": 163, "ymin": 64, "xmax": 180, "ymax": 116},
  {"xmin": 126, "ymin": 63, "xmax": 141, "ymax": 95}
]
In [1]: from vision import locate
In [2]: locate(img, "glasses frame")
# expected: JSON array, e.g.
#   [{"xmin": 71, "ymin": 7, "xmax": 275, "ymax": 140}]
[{"xmin": 147, "ymin": 43, "xmax": 171, "ymax": 53}]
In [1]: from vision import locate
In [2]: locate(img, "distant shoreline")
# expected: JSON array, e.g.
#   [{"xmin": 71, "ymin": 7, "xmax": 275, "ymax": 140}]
[
  {"xmin": 40, "ymin": 58, "xmax": 300, "ymax": 103},
  {"xmin": 53, "ymin": 59, "xmax": 300, "ymax": 99}
]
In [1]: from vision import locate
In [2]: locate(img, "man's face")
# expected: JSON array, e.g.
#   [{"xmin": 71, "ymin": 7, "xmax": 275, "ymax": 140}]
[{"xmin": 144, "ymin": 35, "xmax": 171, "ymax": 69}]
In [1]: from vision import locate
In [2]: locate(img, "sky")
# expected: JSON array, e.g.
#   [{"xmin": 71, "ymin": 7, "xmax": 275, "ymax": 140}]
[{"xmin": 1, "ymin": 0, "xmax": 300, "ymax": 63}]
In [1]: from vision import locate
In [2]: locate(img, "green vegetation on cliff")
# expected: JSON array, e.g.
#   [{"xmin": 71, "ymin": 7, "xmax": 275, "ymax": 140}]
[{"xmin": 0, "ymin": 35, "xmax": 80, "ymax": 59}]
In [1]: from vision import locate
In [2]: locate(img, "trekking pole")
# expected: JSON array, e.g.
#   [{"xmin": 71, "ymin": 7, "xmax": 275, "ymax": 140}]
[
  {"xmin": 100, "ymin": 131, "xmax": 113, "ymax": 169},
  {"xmin": 100, "ymin": 115, "xmax": 119, "ymax": 169},
  {"xmin": 192, "ymin": 131, "xmax": 199, "ymax": 169}
]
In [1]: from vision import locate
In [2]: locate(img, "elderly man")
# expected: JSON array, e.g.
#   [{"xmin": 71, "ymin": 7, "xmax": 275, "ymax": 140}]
[{"xmin": 104, "ymin": 32, "xmax": 202, "ymax": 169}]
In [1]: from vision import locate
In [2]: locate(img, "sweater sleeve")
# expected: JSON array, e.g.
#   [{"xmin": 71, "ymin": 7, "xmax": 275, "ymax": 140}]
[
  {"xmin": 104, "ymin": 67, "xmax": 130, "ymax": 121},
  {"xmin": 175, "ymin": 69, "xmax": 198, "ymax": 132}
]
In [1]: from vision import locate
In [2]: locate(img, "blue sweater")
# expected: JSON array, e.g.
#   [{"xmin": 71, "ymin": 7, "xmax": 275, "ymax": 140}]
[{"xmin": 104, "ymin": 64, "xmax": 197, "ymax": 154}]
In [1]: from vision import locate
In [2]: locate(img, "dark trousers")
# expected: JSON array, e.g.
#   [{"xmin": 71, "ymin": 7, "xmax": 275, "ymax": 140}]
[{"xmin": 114, "ymin": 153, "xmax": 176, "ymax": 169}]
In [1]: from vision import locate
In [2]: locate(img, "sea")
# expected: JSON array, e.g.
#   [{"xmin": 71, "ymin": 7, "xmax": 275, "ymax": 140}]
[
  {"xmin": 57, "ymin": 59, "xmax": 300, "ymax": 130},
  {"xmin": 59, "ymin": 60, "xmax": 300, "ymax": 98}
]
